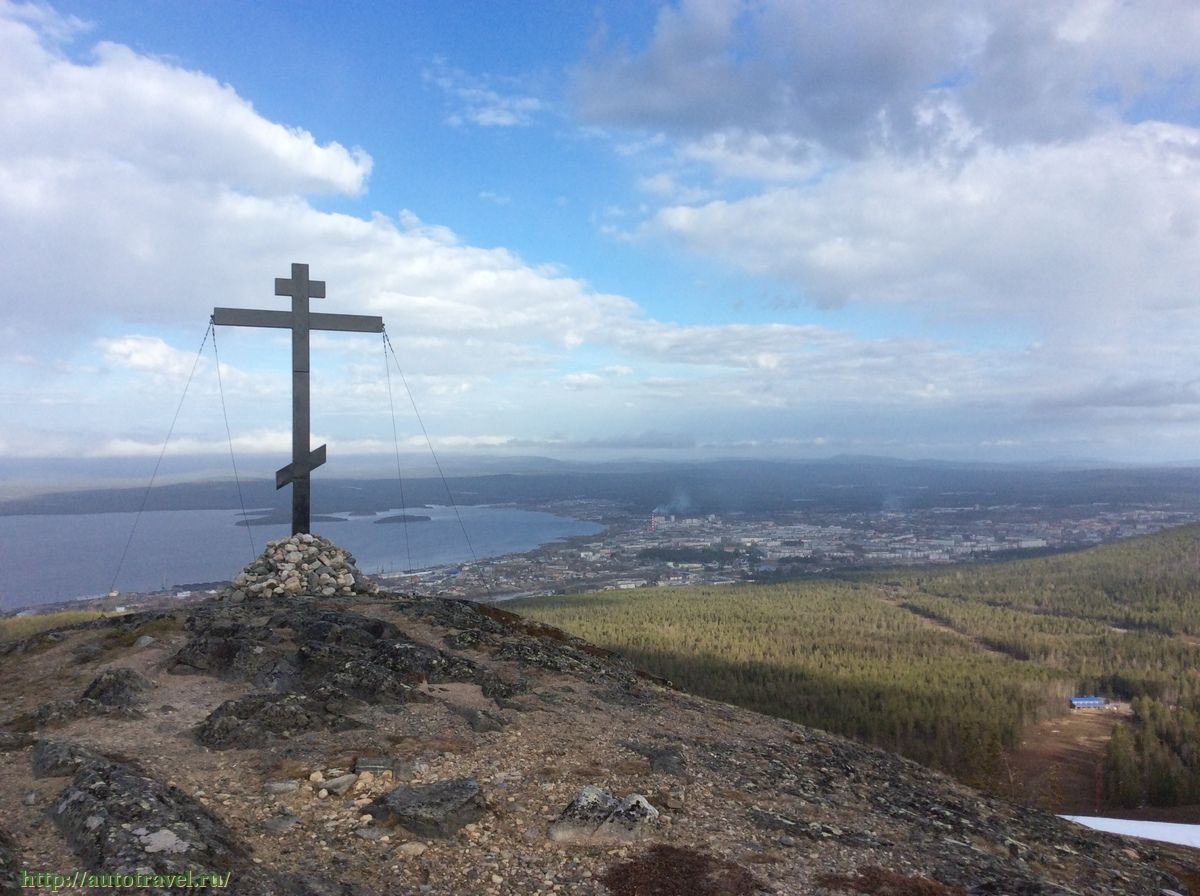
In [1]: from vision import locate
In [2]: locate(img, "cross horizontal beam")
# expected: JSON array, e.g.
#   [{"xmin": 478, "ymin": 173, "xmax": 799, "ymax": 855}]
[{"xmin": 212, "ymin": 307, "xmax": 384, "ymax": 333}]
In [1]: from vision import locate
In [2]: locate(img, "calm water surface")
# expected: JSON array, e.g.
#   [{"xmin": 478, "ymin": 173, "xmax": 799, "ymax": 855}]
[{"xmin": 0, "ymin": 506, "xmax": 603, "ymax": 608}]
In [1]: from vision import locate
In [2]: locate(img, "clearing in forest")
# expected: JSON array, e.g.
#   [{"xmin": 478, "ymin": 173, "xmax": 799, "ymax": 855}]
[{"xmin": 1001, "ymin": 705, "xmax": 1130, "ymax": 814}]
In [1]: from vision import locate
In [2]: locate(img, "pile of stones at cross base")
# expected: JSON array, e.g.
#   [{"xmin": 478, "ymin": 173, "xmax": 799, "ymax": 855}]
[{"xmin": 226, "ymin": 533, "xmax": 378, "ymax": 600}]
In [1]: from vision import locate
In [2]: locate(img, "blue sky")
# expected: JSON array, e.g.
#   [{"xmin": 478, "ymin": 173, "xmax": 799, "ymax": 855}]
[{"xmin": 3, "ymin": 0, "xmax": 1200, "ymax": 476}]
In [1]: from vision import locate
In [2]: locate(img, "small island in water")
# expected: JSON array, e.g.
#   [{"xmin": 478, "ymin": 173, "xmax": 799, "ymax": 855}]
[
  {"xmin": 373, "ymin": 514, "xmax": 432, "ymax": 524},
  {"xmin": 236, "ymin": 513, "xmax": 347, "ymax": 528}
]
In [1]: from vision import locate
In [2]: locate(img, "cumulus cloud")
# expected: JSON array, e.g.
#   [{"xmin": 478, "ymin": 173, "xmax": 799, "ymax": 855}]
[
  {"xmin": 636, "ymin": 172, "xmax": 712, "ymax": 203},
  {"xmin": 651, "ymin": 123, "xmax": 1200, "ymax": 326},
  {"xmin": 0, "ymin": 5, "xmax": 625, "ymax": 360},
  {"xmin": 0, "ymin": 13, "xmax": 370, "ymax": 196},
  {"xmin": 679, "ymin": 130, "xmax": 820, "ymax": 181}
]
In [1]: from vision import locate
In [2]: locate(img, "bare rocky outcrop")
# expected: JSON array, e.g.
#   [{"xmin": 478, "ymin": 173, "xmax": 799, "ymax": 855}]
[
  {"xmin": 195, "ymin": 693, "xmax": 364, "ymax": 750},
  {"xmin": 6, "ymin": 669, "xmax": 153, "ymax": 735},
  {"xmin": 0, "ymin": 538, "xmax": 1196, "ymax": 895},
  {"xmin": 0, "ymin": 826, "xmax": 19, "ymax": 896},
  {"xmin": 81, "ymin": 667, "xmax": 153, "ymax": 707}
]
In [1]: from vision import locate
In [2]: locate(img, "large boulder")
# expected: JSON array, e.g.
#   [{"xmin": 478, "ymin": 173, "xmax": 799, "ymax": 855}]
[{"xmin": 41, "ymin": 743, "xmax": 369, "ymax": 895}]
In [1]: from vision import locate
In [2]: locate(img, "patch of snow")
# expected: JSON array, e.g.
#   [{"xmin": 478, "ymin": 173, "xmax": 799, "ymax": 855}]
[{"xmin": 1061, "ymin": 815, "xmax": 1200, "ymax": 848}]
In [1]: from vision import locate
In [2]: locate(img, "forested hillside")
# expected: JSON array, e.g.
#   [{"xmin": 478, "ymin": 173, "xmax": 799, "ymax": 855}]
[
  {"xmin": 906, "ymin": 523, "xmax": 1200, "ymax": 636},
  {"xmin": 516, "ymin": 524, "xmax": 1200, "ymax": 806}
]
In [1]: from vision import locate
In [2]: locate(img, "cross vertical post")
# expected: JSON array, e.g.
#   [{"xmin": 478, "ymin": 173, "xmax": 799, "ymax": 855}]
[
  {"xmin": 212, "ymin": 263, "xmax": 384, "ymax": 535},
  {"xmin": 278, "ymin": 263, "xmax": 322, "ymax": 536}
]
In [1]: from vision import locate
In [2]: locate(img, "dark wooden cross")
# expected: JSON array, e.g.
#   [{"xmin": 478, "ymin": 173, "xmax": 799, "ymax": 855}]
[{"xmin": 213, "ymin": 263, "xmax": 384, "ymax": 535}]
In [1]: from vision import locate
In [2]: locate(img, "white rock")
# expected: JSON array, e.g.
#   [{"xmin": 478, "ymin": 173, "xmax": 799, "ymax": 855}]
[
  {"xmin": 325, "ymin": 773, "xmax": 358, "ymax": 796},
  {"xmin": 397, "ymin": 842, "xmax": 427, "ymax": 859},
  {"xmin": 141, "ymin": 828, "xmax": 189, "ymax": 854}
]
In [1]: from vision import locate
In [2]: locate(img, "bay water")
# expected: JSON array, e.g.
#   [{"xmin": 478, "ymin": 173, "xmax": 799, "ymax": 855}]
[{"xmin": 0, "ymin": 505, "xmax": 603, "ymax": 609}]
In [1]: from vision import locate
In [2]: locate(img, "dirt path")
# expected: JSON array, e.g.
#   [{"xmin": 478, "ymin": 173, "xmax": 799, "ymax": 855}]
[
  {"xmin": 1004, "ymin": 706, "xmax": 1200, "ymax": 826},
  {"xmin": 998, "ymin": 705, "xmax": 1131, "ymax": 814}
]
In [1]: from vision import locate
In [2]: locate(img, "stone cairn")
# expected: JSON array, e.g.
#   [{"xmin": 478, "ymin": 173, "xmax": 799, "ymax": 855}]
[{"xmin": 225, "ymin": 533, "xmax": 379, "ymax": 600}]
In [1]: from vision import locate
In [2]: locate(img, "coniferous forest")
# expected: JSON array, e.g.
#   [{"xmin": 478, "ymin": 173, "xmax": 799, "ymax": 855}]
[{"xmin": 515, "ymin": 524, "xmax": 1200, "ymax": 806}]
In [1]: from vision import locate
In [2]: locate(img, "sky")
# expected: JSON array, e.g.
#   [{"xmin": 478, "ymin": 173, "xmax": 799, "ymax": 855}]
[{"xmin": 3, "ymin": 0, "xmax": 1200, "ymax": 478}]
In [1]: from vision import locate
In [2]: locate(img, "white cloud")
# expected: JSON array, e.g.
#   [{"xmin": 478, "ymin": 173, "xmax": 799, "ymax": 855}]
[
  {"xmin": 7, "ymin": 7, "xmax": 993, "ymax": 459},
  {"xmin": 636, "ymin": 172, "xmax": 711, "ymax": 203},
  {"xmin": 562, "ymin": 372, "xmax": 604, "ymax": 390},
  {"xmin": 0, "ymin": 14, "xmax": 370, "ymax": 197},
  {"xmin": 91, "ymin": 429, "xmax": 293, "ymax": 458},
  {"xmin": 99, "ymin": 335, "xmax": 201, "ymax": 380},
  {"xmin": 650, "ymin": 123, "xmax": 1200, "ymax": 335},
  {"xmin": 2, "ymin": 0, "xmax": 88, "ymax": 40},
  {"xmin": 423, "ymin": 58, "xmax": 542, "ymax": 127},
  {"xmin": 572, "ymin": 0, "xmax": 1200, "ymax": 429},
  {"xmin": 86, "ymin": 430, "xmax": 518, "ymax": 458}
]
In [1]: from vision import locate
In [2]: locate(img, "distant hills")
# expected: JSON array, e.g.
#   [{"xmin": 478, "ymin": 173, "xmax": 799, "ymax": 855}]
[{"xmin": 4, "ymin": 457, "xmax": 1200, "ymax": 517}]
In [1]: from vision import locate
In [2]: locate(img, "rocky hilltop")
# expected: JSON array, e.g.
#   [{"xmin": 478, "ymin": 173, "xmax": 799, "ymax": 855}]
[{"xmin": 0, "ymin": 535, "xmax": 1196, "ymax": 895}]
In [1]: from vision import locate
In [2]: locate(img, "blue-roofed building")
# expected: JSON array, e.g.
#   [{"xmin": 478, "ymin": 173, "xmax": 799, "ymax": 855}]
[{"xmin": 1070, "ymin": 696, "xmax": 1106, "ymax": 709}]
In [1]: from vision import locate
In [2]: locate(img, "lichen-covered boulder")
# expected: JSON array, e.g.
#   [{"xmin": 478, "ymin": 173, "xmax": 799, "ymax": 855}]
[
  {"xmin": 49, "ymin": 758, "xmax": 245, "ymax": 876},
  {"xmin": 548, "ymin": 786, "xmax": 659, "ymax": 844},
  {"xmin": 82, "ymin": 668, "xmax": 153, "ymax": 707}
]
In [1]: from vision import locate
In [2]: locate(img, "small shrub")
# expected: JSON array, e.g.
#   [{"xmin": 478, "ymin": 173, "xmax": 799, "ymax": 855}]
[{"xmin": 601, "ymin": 844, "xmax": 765, "ymax": 896}]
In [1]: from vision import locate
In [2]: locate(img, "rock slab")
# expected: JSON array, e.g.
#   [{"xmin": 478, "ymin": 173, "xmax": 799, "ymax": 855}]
[{"xmin": 369, "ymin": 778, "xmax": 486, "ymax": 838}]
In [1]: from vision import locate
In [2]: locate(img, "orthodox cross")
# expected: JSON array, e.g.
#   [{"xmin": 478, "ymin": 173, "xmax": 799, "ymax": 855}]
[{"xmin": 213, "ymin": 263, "xmax": 384, "ymax": 535}]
